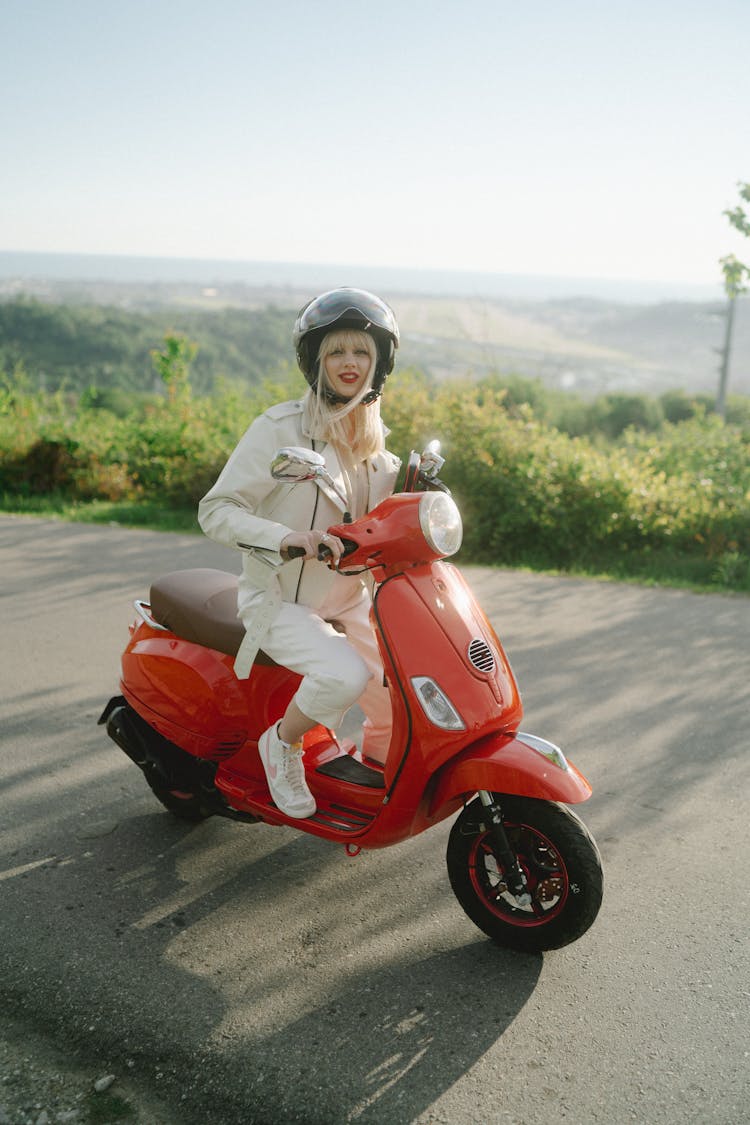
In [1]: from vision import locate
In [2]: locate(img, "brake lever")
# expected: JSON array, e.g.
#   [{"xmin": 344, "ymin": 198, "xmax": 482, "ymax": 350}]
[{"xmin": 420, "ymin": 472, "xmax": 452, "ymax": 495}]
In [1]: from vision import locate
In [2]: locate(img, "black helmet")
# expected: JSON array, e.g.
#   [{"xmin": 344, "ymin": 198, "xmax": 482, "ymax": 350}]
[{"xmin": 293, "ymin": 287, "xmax": 399, "ymax": 403}]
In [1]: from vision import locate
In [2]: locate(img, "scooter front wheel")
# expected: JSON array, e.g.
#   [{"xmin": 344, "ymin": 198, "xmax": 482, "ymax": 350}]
[{"xmin": 446, "ymin": 794, "xmax": 603, "ymax": 952}]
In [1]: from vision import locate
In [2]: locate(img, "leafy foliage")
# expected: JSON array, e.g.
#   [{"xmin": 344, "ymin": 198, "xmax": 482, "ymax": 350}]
[
  {"xmin": 0, "ymin": 297, "xmax": 292, "ymax": 394},
  {"xmin": 1, "ymin": 338, "xmax": 748, "ymax": 592},
  {"xmin": 721, "ymin": 180, "xmax": 750, "ymax": 298}
]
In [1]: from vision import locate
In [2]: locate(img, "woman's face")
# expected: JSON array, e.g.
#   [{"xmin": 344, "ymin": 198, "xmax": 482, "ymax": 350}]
[{"xmin": 322, "ymin": 333, "xmax": 373, "ymax": 399}]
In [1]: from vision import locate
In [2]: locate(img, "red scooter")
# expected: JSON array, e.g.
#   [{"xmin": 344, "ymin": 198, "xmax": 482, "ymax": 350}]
[{"xmin": 99, "ymin": 443, "xmax": 603, "ymax": 951}]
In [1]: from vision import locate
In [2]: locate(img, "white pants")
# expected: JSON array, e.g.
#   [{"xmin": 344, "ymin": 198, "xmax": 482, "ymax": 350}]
[{"xmin": 250, "ymin": 576, "xmax": 393, "ymax": 764}]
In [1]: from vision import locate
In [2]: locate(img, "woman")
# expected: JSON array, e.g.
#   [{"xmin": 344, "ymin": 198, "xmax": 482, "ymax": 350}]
[{"xmin": 198, "ymin": 288, "xmax": 401, "ymax": 819}]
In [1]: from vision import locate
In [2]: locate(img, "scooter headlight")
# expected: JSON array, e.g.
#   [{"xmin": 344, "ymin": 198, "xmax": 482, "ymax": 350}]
[{"xmin": 418, "ymin": 492, "xmax": 462, "ymax": 557}]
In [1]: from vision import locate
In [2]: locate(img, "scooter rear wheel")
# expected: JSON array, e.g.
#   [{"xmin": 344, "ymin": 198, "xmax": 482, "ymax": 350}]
[
  {"xmin": 143, "ymin": 766, "xmax": 215, "ymax": 822},
  {"xmin": 446, "ymin": 794, "xmax": 603, "ymax": 952}
]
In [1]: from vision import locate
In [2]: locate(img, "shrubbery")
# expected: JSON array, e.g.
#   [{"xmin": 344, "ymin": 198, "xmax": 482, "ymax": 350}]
[
  {"xmin": 386, "ymin": 379, "xmax": 749, "ymax": 584},
  {"xmin": 1, "ymin": 340, "xmax": 748, "ymax": 591}
]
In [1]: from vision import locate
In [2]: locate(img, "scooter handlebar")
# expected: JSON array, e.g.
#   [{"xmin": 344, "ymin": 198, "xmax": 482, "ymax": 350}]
[
  {"xmin": 318, "ymin": 538, "xmax": 359, "ymax": 564},
  {"xmin": 283, "ymin": 542, "xmax": 357, "ymax": 564}
]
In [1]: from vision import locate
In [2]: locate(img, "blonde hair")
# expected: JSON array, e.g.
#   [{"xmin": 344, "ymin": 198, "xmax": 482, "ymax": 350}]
[{"xmin": 303, "ymin": 329, "xmax": 385, "ymax": 461}]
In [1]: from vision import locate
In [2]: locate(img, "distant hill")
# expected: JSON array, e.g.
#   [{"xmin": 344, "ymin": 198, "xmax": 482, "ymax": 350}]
[
  {"xmin": 0, "ymin": 296, "xmax": 292, "ymax": 394},
  {"xmin": 395, "ymin": 294, "xmax": 750, "ymax": 396},
  {"xmin": 0, "ymin": 267, "xmax": 747, "ymax": 397}
]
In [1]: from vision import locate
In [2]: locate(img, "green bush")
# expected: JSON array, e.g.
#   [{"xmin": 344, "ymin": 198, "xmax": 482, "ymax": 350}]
[
  {"xmin": 1, "ymin": 355, "xmax": 748, "ymax": 591},
  {"xmin": 384, "ymin": 377, "xmax": 749, "ymax": 585}
]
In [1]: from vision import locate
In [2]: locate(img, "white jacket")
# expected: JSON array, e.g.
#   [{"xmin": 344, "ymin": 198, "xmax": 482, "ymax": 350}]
[{"xmin": 198, "ymin": 399, "xmax": 401, "ymax": 675}]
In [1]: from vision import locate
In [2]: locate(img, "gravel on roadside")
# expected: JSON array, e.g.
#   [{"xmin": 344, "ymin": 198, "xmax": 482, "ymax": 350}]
[{"xmin": 0, "ymin": 1015, "xmax": 184, "ymax": 1125}]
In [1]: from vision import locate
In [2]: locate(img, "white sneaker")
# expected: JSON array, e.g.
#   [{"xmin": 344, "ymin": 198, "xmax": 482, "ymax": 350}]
[{"xmin": 259, "ymin": 723, "xmax": 316, "ymax": 819}]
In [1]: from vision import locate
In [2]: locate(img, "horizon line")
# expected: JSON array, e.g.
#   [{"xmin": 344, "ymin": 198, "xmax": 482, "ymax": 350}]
[{"xmin": 0, "ymin": 248, "xmax": 726, "ymax": 304}]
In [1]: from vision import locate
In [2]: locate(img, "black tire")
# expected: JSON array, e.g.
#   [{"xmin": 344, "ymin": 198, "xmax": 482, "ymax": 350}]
[
  {"xmin": 143, "ymin": 765, "xmax": 215, "ymax": 822},
  {"xmin": 446, "ymin": 794, "xmax": 603, "ymax": 952}
]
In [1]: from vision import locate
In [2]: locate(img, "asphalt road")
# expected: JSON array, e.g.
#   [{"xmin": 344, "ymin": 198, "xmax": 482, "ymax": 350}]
[{"xmin": 1, "ymin": 514, "xmax": 748, "ymax": 1125}]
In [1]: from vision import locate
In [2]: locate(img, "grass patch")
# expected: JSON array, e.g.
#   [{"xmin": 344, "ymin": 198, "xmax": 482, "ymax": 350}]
[
  {"xmin": 497, "ymin": 544, "xmax": 750, "ymax": 595},
  {"xmin": 3, "ymin": 497, "xmax": 748, "ymax": 595},
  {"xmin": 0, "ymin": 492, "xmax": 199, "ymax": 533},
  {"xmin": 84, "ymin": 1090, "xmax": 137, "ymax": 1122}
]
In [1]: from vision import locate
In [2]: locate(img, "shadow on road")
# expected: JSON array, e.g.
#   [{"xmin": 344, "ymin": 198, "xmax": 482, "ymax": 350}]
[
  {"xmin": 468, "ymin": 569, "xmax": 750, "ymax": 844},
  {"xmin": 221, "ymin": 934, "xmax": 542, "ymax": 1124},
  {"xmin": 4, "ymin": 520, "xmax": 748, "ymax": 1123},
  {"xmin": 0, "ymin": 782, "xmax": 542, "ymax": 1124}
]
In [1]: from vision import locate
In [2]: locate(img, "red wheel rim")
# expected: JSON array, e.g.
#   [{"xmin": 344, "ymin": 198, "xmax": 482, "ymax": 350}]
[{"xmin": 468, "ymin": 821, "xmax": 570, "ymax": 927}]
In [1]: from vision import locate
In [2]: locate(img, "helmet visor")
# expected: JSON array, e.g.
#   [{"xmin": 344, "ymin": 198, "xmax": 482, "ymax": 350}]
[{"xmin": 296, "ymin": 288, "xmax": 399, "ymax": 343}]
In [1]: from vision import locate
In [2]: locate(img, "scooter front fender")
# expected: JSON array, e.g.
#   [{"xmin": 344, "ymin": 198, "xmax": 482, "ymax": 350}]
[{"xmin": 429, "ymin": 730, "xmax": 592, "ymax": 816}]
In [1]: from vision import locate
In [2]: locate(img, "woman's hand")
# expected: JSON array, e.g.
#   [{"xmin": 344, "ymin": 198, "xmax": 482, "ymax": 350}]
[{"xmin": 280, "ymin": 530, "xmax": 345, "ymax": 564}]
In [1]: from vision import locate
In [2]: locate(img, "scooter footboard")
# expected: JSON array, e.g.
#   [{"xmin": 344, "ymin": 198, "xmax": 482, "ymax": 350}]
[{"xmin": 429, "ymin": 730, "xmax": 592, "ymax": 816}]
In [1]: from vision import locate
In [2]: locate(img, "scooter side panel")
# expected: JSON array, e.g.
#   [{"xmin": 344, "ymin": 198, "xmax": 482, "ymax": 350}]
[
  {"xmin": 428, "ymin": 732, "xmax": 593, "ymax": 814},
  {"xmin": 121, "ymin": 623, "xmax": 300, "ymax": 757},
  {"xmin": 408, "ymin": 563, "xmax": 522, "ymax": 722},
  {"xmin": 373, "ymin": 565, "xmax": 523, "ymax": 786}
]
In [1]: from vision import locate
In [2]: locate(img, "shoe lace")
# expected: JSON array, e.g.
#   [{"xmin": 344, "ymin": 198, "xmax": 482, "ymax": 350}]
[{"xmin": 281, "ymin": 747, "xmax": 309, "ymax": 797}]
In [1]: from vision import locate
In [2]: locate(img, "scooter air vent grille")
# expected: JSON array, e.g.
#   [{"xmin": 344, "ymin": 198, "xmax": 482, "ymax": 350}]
[
  {"xmin": 214, "ymin": 734, "xmax": 246, "ymax": 759},
  {"xmin": 468, "ymin": 637, "xmax": 495, "ymax": 673}
]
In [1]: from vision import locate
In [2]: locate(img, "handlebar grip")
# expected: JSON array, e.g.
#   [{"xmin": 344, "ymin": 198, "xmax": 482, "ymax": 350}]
[
  {"xmin": 317, "ymin": 544, "xmax": 334, "ymax": 562},
  {"xmin": 285, "ymin": 545, "xmax": 307, "ymax": 559}
]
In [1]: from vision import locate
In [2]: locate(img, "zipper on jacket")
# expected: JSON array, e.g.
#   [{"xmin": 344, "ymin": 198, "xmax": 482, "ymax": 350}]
[{"xmin": 293, "ymin": 438, "xmax": 320, "ymax": 604}]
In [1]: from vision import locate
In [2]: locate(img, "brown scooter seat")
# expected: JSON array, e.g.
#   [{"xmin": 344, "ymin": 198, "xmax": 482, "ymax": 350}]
[{"xmin": 149, "ymin": 568, "xmax": 277, "ymax": 665}]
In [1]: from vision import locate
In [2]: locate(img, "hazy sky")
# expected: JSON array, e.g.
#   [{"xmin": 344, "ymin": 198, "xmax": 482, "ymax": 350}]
[{"xmin": 2, "ymin": 0, "xmax": 748, "ymax": 286}]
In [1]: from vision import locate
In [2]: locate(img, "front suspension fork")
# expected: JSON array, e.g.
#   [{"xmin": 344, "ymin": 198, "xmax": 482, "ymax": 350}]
[{"xmin": 478, "ymin": 790, "xmax": 531, "ymax": 904}]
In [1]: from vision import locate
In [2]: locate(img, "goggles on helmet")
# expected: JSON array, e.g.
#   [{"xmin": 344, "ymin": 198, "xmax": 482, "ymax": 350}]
[{"xmin": 294, "ymin": 289, "xmax": 399, "ymax": 346}]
